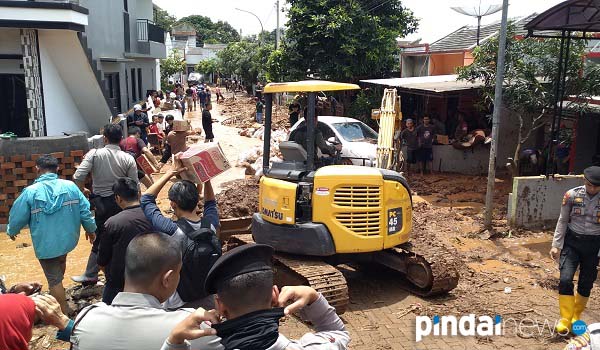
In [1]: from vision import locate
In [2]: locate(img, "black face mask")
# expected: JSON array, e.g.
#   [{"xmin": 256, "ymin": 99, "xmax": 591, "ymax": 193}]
[{"xmin": 213, "ymin": 308, "xmax": 285, "ymax": 350}]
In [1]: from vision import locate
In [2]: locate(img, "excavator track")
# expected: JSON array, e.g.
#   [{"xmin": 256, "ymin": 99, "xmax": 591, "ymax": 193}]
[
  {"xmin": 227, "ymin": 234, "xmax": 350, "ymax": 314},
  {"xmin": 392, "ymin": 237, "xmax": 460, "ymax": 297}
]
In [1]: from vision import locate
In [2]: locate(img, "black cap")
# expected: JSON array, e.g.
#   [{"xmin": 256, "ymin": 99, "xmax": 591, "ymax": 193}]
[
  {"xmin": 584, "ymin": 166, "xmax": 600, "ymax": 186},
  {"xmin": 204, "ymin": 244, "xmax": 274, "ymax": 294}
]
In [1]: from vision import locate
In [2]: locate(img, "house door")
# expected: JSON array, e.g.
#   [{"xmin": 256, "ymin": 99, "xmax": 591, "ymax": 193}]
[
  {"xmin": 105, "ymin": 73, "xmax": 121, "ymax": 116},
  {"xmin": 0, "ymin": 74, "xmax": 29, "ymax": 137}
]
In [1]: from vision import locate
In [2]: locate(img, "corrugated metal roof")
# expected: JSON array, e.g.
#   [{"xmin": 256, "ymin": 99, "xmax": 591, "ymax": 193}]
[
  {"xmin": 360, "ymin": 74, "xmax": 483, "ymax": 93},
  {"xmin": 430, "ymin": 13, "xmax": 538, "ymax": 53}
]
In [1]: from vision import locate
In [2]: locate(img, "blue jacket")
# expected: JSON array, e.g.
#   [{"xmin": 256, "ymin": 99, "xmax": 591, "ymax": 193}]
[{"xmin": 7, "ymin": 173, "xmax": 97, "ymax": 259}]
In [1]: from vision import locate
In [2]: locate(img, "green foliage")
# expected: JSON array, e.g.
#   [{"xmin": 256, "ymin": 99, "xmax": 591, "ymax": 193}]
[
  {"xmin": 348, "ymin": 89, "xmax": 383, "ymax": 130},
  {"xmin": 154, "ymin": 8, "xmax": 176, "ymax": 32},
  {"xmin": 266, "ymin": 49, "xmax": 287, "ymax": 82},
  {"xmin": 177, "ymin": 15, "xmax": 240, "ymax": 45},
  {"xmin": 160, "ymin": 49, "xmax": 186, "ymax": 88},
  {"xmin": 195, "ymin": 58, "xmax": 219, "ymax": 75},
  {"xmin": 280, "ymin": 0, "xmax": 418, "ymax": 82},
  {"xmin": 217, "ymin": 41, "xmax": 275, "ymax": 89}
]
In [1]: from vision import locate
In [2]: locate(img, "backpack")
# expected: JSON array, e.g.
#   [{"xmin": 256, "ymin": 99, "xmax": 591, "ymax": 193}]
[{"xmin": 176, "ymin": 218, "xmax": 222, "ymax": 302}]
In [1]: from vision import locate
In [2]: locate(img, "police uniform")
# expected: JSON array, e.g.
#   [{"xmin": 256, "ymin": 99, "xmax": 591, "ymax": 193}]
[
  {"xmin": 161, "ymin": 244, "xmax": 350, "ymax": 350},
  {"xmin": 552, "ymin": 166, "xmax": 600, "ymax": 334}
]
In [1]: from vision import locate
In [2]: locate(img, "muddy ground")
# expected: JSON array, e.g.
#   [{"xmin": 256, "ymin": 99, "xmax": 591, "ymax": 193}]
[{"xmin": 2, "ymin": 93, "xmax": 595, "ymax": 350}]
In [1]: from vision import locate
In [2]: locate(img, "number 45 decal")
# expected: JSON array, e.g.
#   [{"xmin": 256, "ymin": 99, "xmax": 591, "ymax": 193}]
[{"xmin": 387, "ymin": 208, "xmax": 402, "ymax": 235}]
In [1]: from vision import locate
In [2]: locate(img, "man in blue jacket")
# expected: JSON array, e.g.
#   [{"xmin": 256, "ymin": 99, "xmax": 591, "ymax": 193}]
[{"xmin": 7, "ymin": 155, "xmax": 97, "ymax": 313}]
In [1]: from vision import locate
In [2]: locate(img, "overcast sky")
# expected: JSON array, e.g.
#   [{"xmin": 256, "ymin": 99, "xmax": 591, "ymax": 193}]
[{"xmin": 152, "ymin": 0, "xmax": 565, "ymax": 43}]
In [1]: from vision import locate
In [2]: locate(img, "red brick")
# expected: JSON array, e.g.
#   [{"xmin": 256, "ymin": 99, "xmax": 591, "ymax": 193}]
[
  {"xmin": 1, "ymin": 162, "xmax": 15, "ymax": 169},
  {"xmin": 61, "ymin": 156, "xmax": 75, "ymax": 164},
  {"xmin": 2, "ymin": 174, "xmax": 16, "ymax": 181},
  {"xmin": 13, "ymin": 180, "xmax": 29, "ymax": 187},
  {"xmin": 0, "ymin": 217, "xmax": 7, "ymax": 224},
  {"xmin": 10, "ymin": 155, "xmax": 25, "ymax": 162},
  {"xmin": 61, "ymin": 169, "xmax": 76, "ymax": 176},
  {"xmin": 0, "ymin": 156, "xmax": 4, "ymax": 163},
  {"xmin": 21, "ymin": 160, "xmax": 36, "ymax": 168},
  {"xmin": 12, "ymin": 168, "xmax": 26, "ymax": 175},
  {"xmin": 0, "ymin": 206, "xmax": 9, "ymax": 213},
  {"xmin": 4, "ymin": 187, "xmax": 17, "ymax": 194},
  {"xmin": 23, "ymin": 173, "xmax": 37, "ymax": 180},
  {"xmin": 6, "ymin": 198, "xmax": 15, "ymax": 205},
  {"xmin": 70, "ymin": 150, "xmax": 85, "ymax": 157},
  {"xmin": 50, "ymin": 152, "xmax": 64, "ymax": 159},
  {"xmin": 0, "ymin": 194, "xmax": 7, "ymax": 200}
]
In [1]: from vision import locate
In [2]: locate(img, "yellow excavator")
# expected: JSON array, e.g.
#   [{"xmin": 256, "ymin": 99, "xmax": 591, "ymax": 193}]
[
  {"xmin": 230, "ymin": 80, "xmax": 459, "ymax": 313},
  {"xmin": 373, "ymin": 88, "xmax": 404, "ymax": 172}
]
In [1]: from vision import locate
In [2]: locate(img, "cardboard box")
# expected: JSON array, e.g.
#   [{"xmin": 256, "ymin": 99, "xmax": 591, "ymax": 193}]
[
  {"xmin": 136, "ymin": 154, "xmax": 158, "ymax": 175},
  {"xmin": 436, "ymin": 134, "xmax": 450, "ymax": 145},
  {"xmin": 172, "ymin": 120, "xmax": 189, "ymax": 132},
  {"xmin": 179, "ymin": 143, "xmax": 231, "ymax": 183}
]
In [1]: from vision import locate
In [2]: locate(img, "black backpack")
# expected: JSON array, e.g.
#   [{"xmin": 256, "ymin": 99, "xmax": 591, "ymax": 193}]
[{"xmin": 176, "ymin": 218, "xmax": 222, "ymax": 302}]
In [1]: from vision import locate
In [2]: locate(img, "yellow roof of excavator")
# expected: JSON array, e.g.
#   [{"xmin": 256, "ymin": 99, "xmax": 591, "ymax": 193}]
[{"xmin": 263, "ymin": 80, "xmax": 360, "ymax": 93}]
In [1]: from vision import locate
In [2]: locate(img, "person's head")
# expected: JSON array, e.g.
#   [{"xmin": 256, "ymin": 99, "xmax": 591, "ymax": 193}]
[
  {"xmin": 165, "ymin": 114, "xmax": 175, "ymax": 126},
  {"xmin": 157, "ymin": 114, "xmax": 164, "ymax": 123},
  {"xmin": 584, "ymin": 166, "xmax": 600, "ymax": 196},
  {"xmin": 112, "ymin": 177, "xmax": 140, "ymax": 208},
  {"xmin": 128, "ymin": 126, "xmax": 141, "ymax": 138},
  {"xmin": 168, "ymin": 180, "xmax": 200, "ymax": 216},
  {"xmin": 206, "ymin": 244, "xmax": 276, "ymax": 319},
  {"xmin": 133, "ymin": 104, "xmax": 142, "ymax": 115},
  {"xmin": 152, "ymin": 91, "xmax": 158, "ymax": 98},
  {"xmin": 423, "ymin": 116, "xmax": 431, "ymax": 126},
  {"xmin": 152, "ymin": 115, "xmax": 158, "ymax": 123},
  {"xmin": 205, "ymin": 103, "xmax": 212, "ymax": 111},
  {"xmin": 406, "ymin": 119, "xmax": 414, "ymax": 129},
  {"xmin": 124, "ymin": 233, "xmax": 182, "ymax": 302},
  {"xmin": 35, "ymin": 155, "xmax": 59, "ymax": 175},
  {"xmin": 103, "ymin": 123, "xmax": 123, "ymax": 144}
]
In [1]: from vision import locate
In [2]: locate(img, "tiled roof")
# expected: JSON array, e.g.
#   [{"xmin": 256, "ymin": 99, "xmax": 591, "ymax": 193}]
[{"xmin": 430, "ymin": 13, "xmax": 538, "ymax": 53}]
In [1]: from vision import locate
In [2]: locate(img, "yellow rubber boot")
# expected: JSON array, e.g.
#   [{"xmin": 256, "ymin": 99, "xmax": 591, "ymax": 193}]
[
  {"xmin": 555, "ymin": 295, "xmax": 575, "ymax": 334},
  {"xmin": 572, "ymin": 294, "xmax": 589, "ymax": 324}
]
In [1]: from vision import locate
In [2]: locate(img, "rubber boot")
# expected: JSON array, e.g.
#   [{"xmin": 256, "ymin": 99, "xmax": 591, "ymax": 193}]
[
  {"xmin": 555, "ymin": 295, "xmax": 575, "ymax": 334},
  {"xmin": 71, "ymin": 252, "xmax": 99, "ymax": 285},
  {"xmin": 572, "ymin": 293, "xmax": 589, "ymax": 324}
]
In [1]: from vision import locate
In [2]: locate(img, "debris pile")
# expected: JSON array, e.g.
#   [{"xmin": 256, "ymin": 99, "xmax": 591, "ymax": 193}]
[
  {"xmin": 220, "ymin": 97, "xmax": 290, "ymax": 130},
  {"xmin": 215, "ymin": 179, "xmax": 260, "ymax": 218}
]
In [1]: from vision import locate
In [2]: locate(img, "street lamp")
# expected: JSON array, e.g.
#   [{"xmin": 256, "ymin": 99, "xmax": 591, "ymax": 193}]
[{"xmin": 235, "ymin": 7, "xmax": 264, "ymax": 41}]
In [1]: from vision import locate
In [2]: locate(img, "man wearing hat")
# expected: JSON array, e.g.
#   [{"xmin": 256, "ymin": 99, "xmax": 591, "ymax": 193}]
[
  {"xmin": 127, "ymin": 104, "xmax": 150, "ymax": 144},
  {"xmin": 551, "ymin": 166, "xmax": 600, "ymax": 334},
  {"xmin": 163, "ymin": 244, "xmax": 350, "ymax": 350}
]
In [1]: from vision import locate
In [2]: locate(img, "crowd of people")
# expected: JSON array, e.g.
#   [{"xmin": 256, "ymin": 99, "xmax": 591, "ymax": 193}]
[{"xmin": 2, "ymin": 120, "xmax": 350, "ymax": 349}]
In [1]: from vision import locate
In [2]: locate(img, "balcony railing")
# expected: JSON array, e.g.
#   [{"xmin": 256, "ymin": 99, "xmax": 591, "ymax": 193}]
[{"xmin": 137, "ymin": 19, "xmax": 165, "ymax": 44}]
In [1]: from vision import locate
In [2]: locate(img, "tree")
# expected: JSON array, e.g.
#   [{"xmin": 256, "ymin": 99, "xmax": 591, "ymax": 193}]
[
  {"xmin": 279, "ymin": 0, "xmax": 418, "ymax": 82},
  {"xmin": 458, "ymin": 26, "xmax": 600, "ymax": 175},
  {"xmin": 195, "ymin": 58, "xmax": 219, "ymax": 82},
  {"xmin": 177, "ymin": 15, "xmax": 240, "ymax": 45},
  {"xmin": 217, "ymin": 41, "xmax": 268, "ymax": 91},
  {"xmin": 154, "ymin": 8, "xmax": 176, "ymax": 32},
  {"xmin": 160, "ymin": 49, "xmax": 186, "ymax": 89}
]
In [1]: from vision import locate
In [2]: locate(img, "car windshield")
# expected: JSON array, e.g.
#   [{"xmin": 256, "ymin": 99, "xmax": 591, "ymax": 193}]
[{"xmin": 331, "ymin": 122, "xmax": 378, "ymax": 142}]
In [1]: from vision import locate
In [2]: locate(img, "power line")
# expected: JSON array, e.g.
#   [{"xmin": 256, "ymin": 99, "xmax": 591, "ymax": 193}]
[{"xmin": 367, "ymin": 0, "xmax": 394, "ymax": 13}]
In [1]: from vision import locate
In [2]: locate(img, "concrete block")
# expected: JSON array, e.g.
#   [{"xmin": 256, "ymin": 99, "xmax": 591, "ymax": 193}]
[
  {"xmin": 404, "ymin": 145, "xmax": 491, "ymax": 175},
  {"xmin": 508, "ymin": 175, "xmax": 584, "ymax": 228}
]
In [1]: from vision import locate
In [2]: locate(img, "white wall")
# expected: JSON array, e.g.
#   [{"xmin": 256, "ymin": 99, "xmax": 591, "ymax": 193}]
[
  {"xmin": 39, "ymin": 42, "xmax": 89, "ymax": 135},
  {"xmin": 0, "ymin": 29, "xmax": 22, "ymax": 54}
]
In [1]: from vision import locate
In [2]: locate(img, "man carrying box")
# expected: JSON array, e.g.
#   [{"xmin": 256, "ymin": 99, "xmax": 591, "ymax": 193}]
[
  {"xmin": 120, "ymin": 126, "xmax": 159, "ymax": 188},
  {"xmin": 140, "ymin": 159, "xmax": 221, "ymax": 310}
]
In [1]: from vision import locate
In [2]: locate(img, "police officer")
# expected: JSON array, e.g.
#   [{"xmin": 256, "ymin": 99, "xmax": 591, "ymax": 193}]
[
  {"xmin": 550, "ymin": 166, "xmax": 600, "ymax": 334},
  {"xmin": 163, "ymin": 244, "xmax": 350, "ymax": 350}
]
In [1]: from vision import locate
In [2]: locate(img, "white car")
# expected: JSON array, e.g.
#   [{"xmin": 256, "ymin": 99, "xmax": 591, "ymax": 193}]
[{"xmin": 290, "ymin": 116, "xmax": 378, "ymax": 166}]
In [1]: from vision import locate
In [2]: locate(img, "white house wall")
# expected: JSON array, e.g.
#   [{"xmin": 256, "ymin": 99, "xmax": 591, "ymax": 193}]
[
  {"xmin": 39, "ymin": 41, "xmax": 89, "ymax": 135},
  {"xmin": 38, "ymin": 29, "xmax": 111, "ymax": 135}
]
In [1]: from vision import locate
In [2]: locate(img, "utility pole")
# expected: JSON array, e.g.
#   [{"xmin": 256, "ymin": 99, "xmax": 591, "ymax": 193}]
[
  {"xmin": 484, "ymin": 0, "xmax": 509, "ymax": 230},
  {"xmin": 275, "ymin": 0, "xmax": 280, "ymax": 50}
]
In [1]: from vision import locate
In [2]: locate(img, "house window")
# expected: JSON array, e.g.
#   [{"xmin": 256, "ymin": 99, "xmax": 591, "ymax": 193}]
[
  {"xmin": 131, "ymin": 68, "xmax": 137, "ymax": 102},
  {"xmin": 137, "ymin": 68, "xmax": 142, "ymax": 101}
]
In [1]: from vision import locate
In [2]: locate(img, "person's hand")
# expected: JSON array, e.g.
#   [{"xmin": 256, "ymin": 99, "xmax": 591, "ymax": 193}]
[
  {"xmin": 10, "ymin": 282, "xmax": 42, "ymax": 295},
  {"xmin": 550, "ymin": 247, "xmax": 561, "ymax": 261},
  {"xmin": 167, "ymin": 308, "xmax": 219, "ymax": 345},
  {"xmin": 334, "ymin": 144, "xmax": 343, "ymax": 151},
  {"xmin": 82, "ymin": 188, "xmax": 91, "ymax": 198},
  {"xmin": 135, "ymin": 120, "xmax": 143, "ymax": 126},
  {"xmin": 33, "ymin": 295, "xmax": 71, "ymax": 330},
  {"xmin": 278, "ymin": 286, "xmax": 320, "ymax": 315},
  {"xmin": 9, "ymin": 235, "xmax": 16, "ymax": 241},
  {"xmin": 85, "ymin": 232, "xmax": 96, "ymax": 244},
  {"xmin": 167, "ymin": 155, "xmax": 188, "ymax": 178}
]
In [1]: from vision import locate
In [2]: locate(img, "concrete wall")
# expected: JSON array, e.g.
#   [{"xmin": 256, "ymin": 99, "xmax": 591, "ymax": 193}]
[
  {"xmin": 404, "ymin": 144, "xmax": 491, "ymax": 175},
  {"xmin": 0, "ymin": 29, "xmax": 24, "ymax": 74},
  {"xmin": 507, "ymin": 175, "xmax": 584, "ymax": 228},
  {"xmin": 429, "ymin": 53, "xmax": 463, "ymax": 76},
  {"xmin": 80, "ymin": 0, "xmax": 126, "ymax": 59},
  {"xmin": 38, "ymin": 30, "xmax": 111, "ymax": 135},
  {"xmin": 0, "ymin": 133, "xmax": 89, "ymax": 157}
]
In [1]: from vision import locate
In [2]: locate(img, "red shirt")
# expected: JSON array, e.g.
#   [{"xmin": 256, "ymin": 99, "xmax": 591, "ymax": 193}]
[
  {"xmin": 148, "ymin": 124, "xmax": 163, "ymax": 140},
  {"xmin": 0, "ymin": 294, "xmax": 35, "ymax": 350},
  {"xmin": 119, "ymin": 136, "xmax": 145, "ymax": 158}
]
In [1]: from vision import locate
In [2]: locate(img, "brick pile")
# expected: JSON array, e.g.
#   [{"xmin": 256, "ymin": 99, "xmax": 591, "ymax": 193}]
[{"xmin": 0, "ymin": 150, "xmax": 85, "ymax": 224}]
